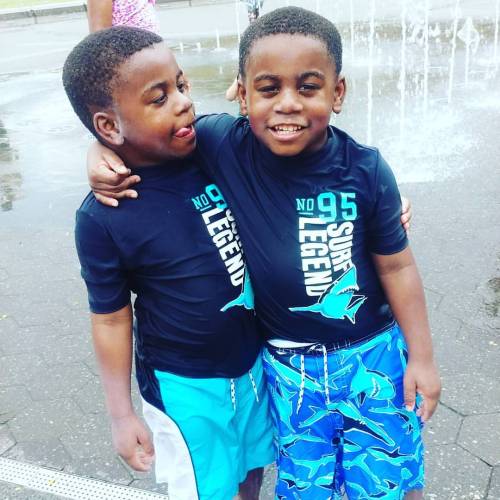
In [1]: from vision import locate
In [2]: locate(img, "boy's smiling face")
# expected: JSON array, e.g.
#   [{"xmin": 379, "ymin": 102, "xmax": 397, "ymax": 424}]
[
  {"xmin": 95, "ymin": 42, "xmax": 196, "ymax": 166},
  {"xmin": 239, "ymin": 34, "xmax": 345, "ymax": 157}
]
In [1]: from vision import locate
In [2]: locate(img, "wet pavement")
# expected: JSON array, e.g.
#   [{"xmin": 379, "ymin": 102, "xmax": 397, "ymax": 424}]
[{"xmin": 0, "ymin": 0, "xmax": 499, "ymax": 498}]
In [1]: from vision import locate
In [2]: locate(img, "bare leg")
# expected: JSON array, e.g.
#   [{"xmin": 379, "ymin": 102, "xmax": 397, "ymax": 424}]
[
  {"xmin": 236, "ymin": 467, "xmax": 264, "ymax": 500},
  {"xmin": 404, "ymin": 490, "xmax": 424, "ymax": 500}
]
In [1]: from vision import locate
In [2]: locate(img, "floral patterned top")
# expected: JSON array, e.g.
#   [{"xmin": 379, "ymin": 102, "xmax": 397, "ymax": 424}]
[{"xmin": 112, "ymin": 0, "xmax": 160, "ymax": 33}]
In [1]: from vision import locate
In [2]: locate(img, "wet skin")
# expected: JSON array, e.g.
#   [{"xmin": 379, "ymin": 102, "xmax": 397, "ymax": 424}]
[
  {"xmin": 238, "ymin": 33, "xmax": 346, "ymax": 157},
  {"xmin": 93, "ymin": 42, "xmax": 196, "ymax": 168}
]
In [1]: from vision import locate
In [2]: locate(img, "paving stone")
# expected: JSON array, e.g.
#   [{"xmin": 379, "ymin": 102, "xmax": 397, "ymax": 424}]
[
  {"xmin": 0, "ymin": 324, "xmax": 92, "ymax": 361},
  {"xmin": 37, "ymin": 333, "xmax": 93, "ymax": 366},
  {"xmin": 50, "ymin": 313, "xmax": 90, "ymax": 337},
  {"xmin": 425, "ymin": 444, "xmax": 491, "ymax": 499},
  {"xmin": 0, "ymin": 314, "xmax": 18, "ymax": 337},
  {"xmin": 0, "ymin": 386, "xmax": 33, "ymax": 424},
  {"xmin": 0, "ymin": 318, "xmax": 34, "ymax": 356},
  {"xmin": 0, "ymin": 322, "xmax": 65, "ymax": 358},
  {"xmin": 423, "ymin": 403, "xmax": 462, "ymax": 447},
  {"xmin": 130, "ymin": 477, "xmax": 169, "ymax": 495},
  {"xmin": 0, "ymin": 239, "xmax": 49, "ymax": 263},
  {"xmin": 423, "ymin": 287, "xmax": 444, "ymax": 312},
  {"xmin": 440, "ymin": 279, "xmax": 500, "ymax": 332},
  {"xmin": 0, "ymin": 267, "xmax": 8, "ymax": 281},
  {"xmin": 0, "ymin": 297, "xmax": 65, "ymax": 328},
  {"xmin": 0, "ymin": 276, "xmax": 85, "ymax": 312},
  {"xmin": 0, "ymin": 353, "xmax": 46, "ymax": 388},
  {"xmin": 455, "ymin": 323, "xmax": 500, "ymax": 352},
  {"xmin": 458, "ymin": 414, "xmax": 500, "ymax": 466},
  {"xmin": 27, "ymin": 362, "xmax": 93, "ymax": 402},
  {"xmin": 436, "ymin": 332, "xmax": 500, "ymax": 415},
  {"xmin": 84, "ymin": 351, "xmax": 99, "ymax": 376},
  {"xmin": 0, "ymin": 425, "xmax": 16, "ymax": 455},
  {"xmin": 3, "ymin": 438, "xmax": 72, "ymax": 471},
  {"xmin": 64, "ymin": 456, "xmax": 132, "ymax": 486},
  {"xmin": 59, "ymin": 413, "xmax": 112, "ymax": 461},
  {"xmin": 8, "ymin": 399, "xmax": 83, "ymax": 442},
  {"xmin": 72, "ymin": 377, "xmax": 106, "ymax": 415},
  {"xmin": 488, "ymin": 467, "xmax": 500, "ymax": 499},
  {"xmin": 439, "ymin": 370, "xmax": 500, "ymax": 416},
  {"xmin": 0, "ymin": 482, "xmax": 57, "ymax": 499},
  {"xmin": 261, "ymin": 464, "xmax": 277, "ymax": 500}
]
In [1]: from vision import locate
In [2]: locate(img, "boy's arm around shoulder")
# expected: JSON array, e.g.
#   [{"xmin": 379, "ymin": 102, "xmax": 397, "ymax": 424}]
[
  {"xmin": 86, "ymin": 114, "xmax": 237, "ymax": 207},
  {"xmin": 91, "ymin": 305, "xmax": 155, "ymax": 471},
  {"xmin": 372, "ymin": 247, "xmax": 441, "ymax": 422}
]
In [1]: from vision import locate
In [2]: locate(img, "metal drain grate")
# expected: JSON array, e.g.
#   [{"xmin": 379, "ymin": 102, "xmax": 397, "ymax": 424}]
[{"xmin": 0, "ymin": 457, "xmax": 168, "ymax": 499}]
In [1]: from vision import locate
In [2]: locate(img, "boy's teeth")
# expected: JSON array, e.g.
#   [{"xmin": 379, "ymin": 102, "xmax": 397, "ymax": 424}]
[{"xmin": 273, "ymin": 125, "xmax": 302, "ymax": 134}]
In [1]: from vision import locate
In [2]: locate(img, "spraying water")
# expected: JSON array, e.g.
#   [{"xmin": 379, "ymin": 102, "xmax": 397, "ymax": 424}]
[
  {"xmin": 458, "ymin": 17, "xmax": 480, "ymax": 86},
  {"xmin": 495, "ymin": 0, "xmax": 499, "ymax": 67},
  {"xmin": 350, "ymin": 0, "xmax": 355, "ymax": 64},
  {"xmin": 367, "ymin": 0, "xmax": 375, "ymax": 145},
  {"xmin": 214, "ymin": 28, "xmax": 222, "ymax": 51},
  {"xmin": 399, "ymin": 1, "xmax": 407, "ymax": 141},
  {"xmin": 423, "ymin": 0, "xmax": 430, "ymax": 114},
  {"xmin": 447, "ymin": 0, "xmax": 460, "ymax": 103},
  {"xmin": 235, "ymin": 0, "xmax": 241, "ymax": 44}
]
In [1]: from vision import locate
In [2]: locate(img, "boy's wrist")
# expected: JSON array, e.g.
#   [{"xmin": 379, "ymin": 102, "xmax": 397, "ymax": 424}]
[{"xmin": 109, "ymin": 409, "xmax": 135, "ymax": 421}]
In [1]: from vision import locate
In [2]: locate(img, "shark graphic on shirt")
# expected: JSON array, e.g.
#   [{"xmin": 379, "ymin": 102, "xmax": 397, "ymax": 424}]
[
  {"xmin": 289, "ymin": 265, "xmax": 366, "ymax": 323},
  {"xmin": 220, "ymin": 269, "xmax": 254, "ymax": 312}
]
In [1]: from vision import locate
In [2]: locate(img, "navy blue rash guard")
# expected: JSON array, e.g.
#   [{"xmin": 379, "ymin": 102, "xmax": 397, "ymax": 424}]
[
  {"xmin": 195, "ymin": 114, "xmax": 408, "ymax": 345},
  {"xmin": 75, "ymin": 160, "xmax": 261, "ymax": 410}
]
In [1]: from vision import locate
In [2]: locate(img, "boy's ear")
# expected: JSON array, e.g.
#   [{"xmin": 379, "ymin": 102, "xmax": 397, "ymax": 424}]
[
  {"xmin": 237, "ymin": 78, "xmax": 248, "ymax": 117},
  {"xmin": 93, "ymin": 111, "xmax": 124, "ymax": 146},
  {"xmin": 332, "ymin": 76, "xmax": 346, "ymax": 114}
]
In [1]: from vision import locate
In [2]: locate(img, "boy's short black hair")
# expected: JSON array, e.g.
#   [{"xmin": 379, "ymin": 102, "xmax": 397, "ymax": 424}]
[
  {"xmin": 62, "ymin": 26, "xmax": 163, "ymax": 139},
  {"xmin": 239, "ymin": 6, "xmax": 342, "ymax": 77}
]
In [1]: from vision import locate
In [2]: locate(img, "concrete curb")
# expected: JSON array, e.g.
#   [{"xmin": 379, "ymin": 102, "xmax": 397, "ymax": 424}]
[{"xmin": 0, "ymin": 0, "xmax": 231, "ymax": 22}]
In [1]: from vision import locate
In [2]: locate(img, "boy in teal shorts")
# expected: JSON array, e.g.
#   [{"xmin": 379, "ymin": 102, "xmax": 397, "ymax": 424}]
[
  {"xmin": 63, "ymin": 27, "xmax": 274, "ymax": 500},
  {"xmin": 87, "ymin": 9, "xmax": 428, "ymax": 499}
]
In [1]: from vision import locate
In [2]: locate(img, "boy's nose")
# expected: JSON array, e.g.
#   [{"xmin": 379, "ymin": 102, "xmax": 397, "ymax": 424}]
[
  {"xmin": 173, "ymin": 91, "xmax": 193, "ymax": 115},
  {"xmin": 274, "ymin": 89, "xmax": 303, "ymax": 114}
]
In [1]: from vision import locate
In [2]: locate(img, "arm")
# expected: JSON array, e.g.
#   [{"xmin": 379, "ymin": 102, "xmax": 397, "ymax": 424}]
[
  {"xmin": 87, "ymin": 141, "xmax": 141, "ymax": 206},
  {"xmin": 87, "ymin": 0, "xmax": 113, "ymax": 32},
  {"xmin": 372, "ymin": 247, "xmax": 441, "ymax": 422},
  {"xmin": 92, "ymin": 304, "xmax": 155, "ymax": 471},
  {"xmin": 400, "ymin": 196, "xmax": 411, "ymax": 234}
]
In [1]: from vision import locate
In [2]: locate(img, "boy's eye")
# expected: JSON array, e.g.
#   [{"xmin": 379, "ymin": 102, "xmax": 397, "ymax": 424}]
[
  {"xmin": 177, "ymin": 81, "xmax": 189, "ymax": 93},
  {"xmin": 300, "ymin": 83, "xmax": 319, "ymax": 92},
  {"xmin": 258, "ymin": 85, "xmax": 279, "ymax": 95},
  {"xmin": 152, "ymin": 93, "xmax": 166, "ymax": 104}
]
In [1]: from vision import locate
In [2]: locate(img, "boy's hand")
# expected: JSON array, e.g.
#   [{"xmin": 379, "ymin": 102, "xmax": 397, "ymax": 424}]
[
  {"xmin": 87, "ymin": 142, "xmax": 140, "ymax": 207},
  {"xmin": 403, "ymin": 358, "xmax": 441, "ymax": 422},
  {"xmin": 401, "ymin": 196, "xmax": 412, "ymax": 234},
  {"xmin": 111, "ymin": 413, "xmax": 155, "ymax": 471}
]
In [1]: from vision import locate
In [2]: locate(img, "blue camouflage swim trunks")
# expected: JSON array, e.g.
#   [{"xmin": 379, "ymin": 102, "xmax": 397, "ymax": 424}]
[{"xmin": 262, "ymin": 324, "xmax": 424, "ymax": 499}]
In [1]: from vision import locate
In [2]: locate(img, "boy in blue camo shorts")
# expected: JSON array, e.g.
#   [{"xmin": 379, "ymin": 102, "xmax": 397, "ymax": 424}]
[{"xmin": 87, "ymin": 8, "xmax": 438, "ymax": 499}]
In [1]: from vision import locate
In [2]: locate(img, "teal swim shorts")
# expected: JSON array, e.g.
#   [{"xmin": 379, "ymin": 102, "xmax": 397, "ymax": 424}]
[{"xmin": 143, "ymin": 355, "xmax": 275, "ymax": 500}]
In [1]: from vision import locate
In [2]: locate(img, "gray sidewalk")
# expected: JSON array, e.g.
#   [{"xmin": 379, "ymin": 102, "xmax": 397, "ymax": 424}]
[{"xmin": 1, "ymin": 0, "xmax": 500, "ymax": 498}]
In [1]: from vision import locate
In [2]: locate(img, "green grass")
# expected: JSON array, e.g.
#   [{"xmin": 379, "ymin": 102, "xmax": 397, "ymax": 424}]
[{"xmin": 0, "ymin": 0, "xmax": 75, "ymax": 10}]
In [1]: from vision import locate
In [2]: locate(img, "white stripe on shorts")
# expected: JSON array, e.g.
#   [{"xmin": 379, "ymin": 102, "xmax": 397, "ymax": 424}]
[{"xmin": 142, "ymin": 398, "xmax": 198, "ymax": 500}]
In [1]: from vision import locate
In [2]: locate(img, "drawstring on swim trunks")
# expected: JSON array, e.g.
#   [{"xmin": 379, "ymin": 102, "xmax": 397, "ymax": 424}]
[
  {"xmin": 248, "ymin": 369, "xmax": 259, "ymax": 402},
  {"xmin": 322, "ymin": 345, "xmax": 330, "ymax": 405},
  {"xmin": 296, "ymin": 354, "xmax": 306, "ymax": 414},
  {"xmin": 230, "ymin": 378, "xmax": 236, "ymax": 411},
  {"xmin": 230, "ymin": 368, "xmax": 261, "ymax": 412}
]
